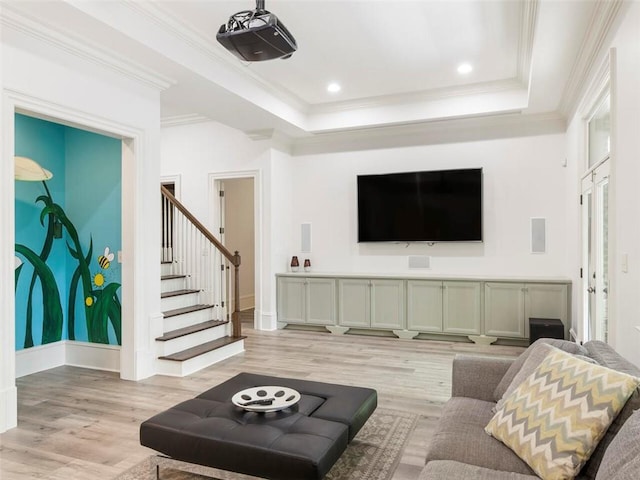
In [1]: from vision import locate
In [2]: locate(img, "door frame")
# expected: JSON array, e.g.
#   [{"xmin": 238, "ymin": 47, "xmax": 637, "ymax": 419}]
[
  {"xmin": 574, "ymin": 48, "xmax": 616, "ymax": 345},
  {"xmin": 2, "ymin": 90, "xmax": 152, "ymax": 432}
]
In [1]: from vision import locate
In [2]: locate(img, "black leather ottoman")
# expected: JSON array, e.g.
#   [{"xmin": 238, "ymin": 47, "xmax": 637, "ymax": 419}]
[{"xmin": 140, "ymin": 372, "xmax": 378, "ymax": 480}]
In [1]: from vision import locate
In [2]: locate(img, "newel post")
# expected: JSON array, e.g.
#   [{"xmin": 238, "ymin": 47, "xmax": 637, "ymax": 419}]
[{"xmin": 233, "ymin": 250, "xmax": 241, "ymax": 338}]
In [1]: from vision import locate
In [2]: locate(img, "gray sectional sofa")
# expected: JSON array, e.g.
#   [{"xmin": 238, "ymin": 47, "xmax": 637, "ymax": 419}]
[{"xmin": 420, "ymin": 339, "xmax": 640, "ymax": 480}]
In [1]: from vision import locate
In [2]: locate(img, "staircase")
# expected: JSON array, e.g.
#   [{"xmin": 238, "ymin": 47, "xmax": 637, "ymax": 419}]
[{"xmin": 157, "ymin": 186, "xmax": 245, "ymax": 377}]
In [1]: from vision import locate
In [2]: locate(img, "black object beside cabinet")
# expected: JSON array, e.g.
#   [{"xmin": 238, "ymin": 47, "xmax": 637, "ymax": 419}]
[{"xmin": 529, "ymin": 317, "xmax": 565, "ymax": 345}]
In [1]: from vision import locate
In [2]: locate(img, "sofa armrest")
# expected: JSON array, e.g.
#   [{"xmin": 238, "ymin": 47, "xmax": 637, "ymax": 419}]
[{"xmin": 451, "ymin": 355, "xmax": 515, "ymax": 402}]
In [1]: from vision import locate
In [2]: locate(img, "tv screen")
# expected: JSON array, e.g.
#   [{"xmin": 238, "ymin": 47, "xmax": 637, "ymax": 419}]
[{"xmin": 357, "ymin": 168, "xmax": 482, "ymax": 242}]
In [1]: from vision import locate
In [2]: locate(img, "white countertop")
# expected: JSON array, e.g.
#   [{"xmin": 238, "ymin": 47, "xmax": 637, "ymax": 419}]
[{"xmin": 276, "ymin": 271, "xmax": 572, "ymax": 283}]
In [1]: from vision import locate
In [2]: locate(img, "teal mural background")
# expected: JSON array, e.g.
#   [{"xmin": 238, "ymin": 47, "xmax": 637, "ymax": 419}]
[{"xmin": 14, "ymin": 113, "xmax": 122, "ymax": 350}]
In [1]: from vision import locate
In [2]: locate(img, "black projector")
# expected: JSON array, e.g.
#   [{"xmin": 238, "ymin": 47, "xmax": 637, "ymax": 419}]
[{"xmin": 216, "ymin": 1, "xmax": 297, "ymax": 62}]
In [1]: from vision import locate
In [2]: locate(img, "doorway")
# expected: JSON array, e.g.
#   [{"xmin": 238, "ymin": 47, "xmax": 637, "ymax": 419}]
[
  {"xmin": 210, "ymin": 172, "xmax": 260, "ymax": 328},
  {"xmin": 581, "ymin": 86, "xmax": 612, "ymax": 343}
]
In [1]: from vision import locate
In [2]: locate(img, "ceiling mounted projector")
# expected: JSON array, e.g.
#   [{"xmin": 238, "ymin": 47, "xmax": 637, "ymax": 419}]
[{"xmin": 216, "ymin": 0, "xmax": 297, "ymax": 62}]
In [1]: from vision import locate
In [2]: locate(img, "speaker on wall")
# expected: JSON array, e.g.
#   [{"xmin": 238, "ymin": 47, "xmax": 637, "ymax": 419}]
[
  {"xmin": 301, "ymin": 223, "xmax": 312, "ymax": 253},
  {"xmin": 531, "ymin": 218, "xmax": 546, "ymax": 254}
]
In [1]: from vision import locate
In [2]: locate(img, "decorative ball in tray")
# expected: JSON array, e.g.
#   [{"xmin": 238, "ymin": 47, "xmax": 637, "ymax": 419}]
[{"xmin": 232, "ymin": 386, "xmax": 301, "ymax": 412}]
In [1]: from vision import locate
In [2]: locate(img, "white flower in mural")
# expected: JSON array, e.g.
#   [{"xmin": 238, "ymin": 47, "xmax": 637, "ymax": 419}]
[
  {"xmin": 15, "ymin": 256, "xmax": 22, "ymax": 269},
  {"xmin": 14, "ymin": 156, "xmax": 53, "ymax": 181}
]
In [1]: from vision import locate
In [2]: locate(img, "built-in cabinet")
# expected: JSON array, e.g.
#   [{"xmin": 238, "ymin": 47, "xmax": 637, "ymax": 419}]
[
  {"xmin": 407, "ymin": 280, "xmax": 481, "ymax": 335},
  {"xmin": 276, "ymin": 274, "xmax": 571, "ymax": 342},
  {"xmin": 338, "ymin": 278, "xmax": 404, "ymax": 329},
  {"xmin": 484, "ymin": 282, "xmax": 569, "ymax": 338},
  {"xmin": 277, "ymin": 276, "xmax": 336, "ymax": 325}
]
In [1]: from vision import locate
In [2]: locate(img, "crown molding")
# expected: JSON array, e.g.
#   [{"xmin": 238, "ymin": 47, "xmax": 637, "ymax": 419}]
[
  {"xmin": 122, "ymin": 0, "xmax": 308, "ymax": 111},
  {"xmin": 518, "ymin": 0, "xmax": 539, "ymax": 84},
  {"xmin": 576, "ymin": 49, "xmax": 611, "ymax": 119},
  {"xmin": 0, "ymin": 4, "xmax": 176, "ymax": 91},
  {"xmin": 558, "ymin": 0, "xmax": 625, "ymax": 118},
  {"xmin": 308, "ymin": 79, "xmax": 524, "ymax": 115},
  {"xmin": 161, "ymin": 113, "xmax": 211, "ymax": 128},
  {"xmin": 291, "ymin": 112, "xmax": 566, "ymax": 156}
]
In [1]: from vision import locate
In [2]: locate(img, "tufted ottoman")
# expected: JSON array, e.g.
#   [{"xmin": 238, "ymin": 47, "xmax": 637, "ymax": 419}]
[{"xmin": 140, "ymin": 372, "xmax": 377, "ymax": 480}]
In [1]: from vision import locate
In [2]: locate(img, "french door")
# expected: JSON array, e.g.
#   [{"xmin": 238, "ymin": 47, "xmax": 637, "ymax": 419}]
[{"xmin": 581, "ymin": 161, "xmax": 610, "ymax": 342}]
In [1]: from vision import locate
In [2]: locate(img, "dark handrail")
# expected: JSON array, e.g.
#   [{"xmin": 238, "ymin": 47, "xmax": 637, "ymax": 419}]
[
  {"xmin": 161, "ymin": 185, "xmax": 242, "ymax": 338},
  {"xmin": 161, "ymin": 185, "xmax": 239, "ymax": 266}
]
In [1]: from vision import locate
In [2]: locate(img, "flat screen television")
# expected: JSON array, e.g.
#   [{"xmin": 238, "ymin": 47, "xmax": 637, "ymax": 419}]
[{"xmin": 357, "ymin": 168, "xmax": 483, "ymax": 242}]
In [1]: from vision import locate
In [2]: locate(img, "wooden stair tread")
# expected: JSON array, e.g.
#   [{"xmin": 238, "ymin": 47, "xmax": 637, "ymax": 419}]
[
  {"xmin": 163, "ymin": 304, "xmax": 213, "ymax": 318},
  {"xmin": 159, "ymin": 336, "xmax": 246, "ymax": 362},
  {"xmin": 161, "ymin": 289, "xmax": 199, "ymax": 299},
  {"xmin": 156, "ymin": 320, "xmax": 228, "ymax": 341},
  {"xmin": 161, "ymin": 274, "xmax": 187, "ymax": 280}
]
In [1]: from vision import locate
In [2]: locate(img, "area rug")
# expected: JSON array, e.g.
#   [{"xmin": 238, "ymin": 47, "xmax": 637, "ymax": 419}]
[{"xmin": 115, "ymin": 408, "xmax": 419, "ymax": 480}]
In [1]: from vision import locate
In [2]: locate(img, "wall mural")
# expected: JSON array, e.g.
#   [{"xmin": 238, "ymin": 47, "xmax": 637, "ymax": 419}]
[
  {"xmin": 14, "ymin": 158, "xmax": 121, "ymax": 347},
  {"xmin": 15, "ymin": 114, "xmax": 122, "ymax": 349}
]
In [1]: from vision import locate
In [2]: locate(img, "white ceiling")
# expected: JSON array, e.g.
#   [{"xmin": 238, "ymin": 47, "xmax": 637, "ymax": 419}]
[{"xmin": 1, "ymin": 0, "xmax": 608, "ymax": 140}]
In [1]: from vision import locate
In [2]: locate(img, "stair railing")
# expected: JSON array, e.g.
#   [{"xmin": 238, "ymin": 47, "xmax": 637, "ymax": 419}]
[{"xmin": 161, "ymin": 185, "xmax": 242, "ymax": 338}]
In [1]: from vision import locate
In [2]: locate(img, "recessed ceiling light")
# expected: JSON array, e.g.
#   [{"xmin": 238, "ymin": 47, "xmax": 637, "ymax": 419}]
[
  {"xmin": 327, "ymin": 82, "xmax": 341, "ymax": 93},
  {"xmin": 457, "ymin": 63, "xmax": 473, "ymax": 74}
]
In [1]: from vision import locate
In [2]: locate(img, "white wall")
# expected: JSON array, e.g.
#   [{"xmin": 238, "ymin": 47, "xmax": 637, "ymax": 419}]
[
  {"xmin": 160, "ymin": 122, "xmax": 287, "ymax": 329},
  {"xmin": 289, "ymin": 134, "xmax": 569, "ymax": 277},
  {"xmin": 160, "ymin": 122, "xmax": 266, "ymax": 231},
  {"xmin": 565, "ymin": 2, "xmax": 640, "ymax": 366},
  {"xmin": 162, "ymin": 122, "xmax": 572, "ymax": 331},
  {"xmin": 1, "ymin": 30, "xmax": 162, "ymax": 431}
]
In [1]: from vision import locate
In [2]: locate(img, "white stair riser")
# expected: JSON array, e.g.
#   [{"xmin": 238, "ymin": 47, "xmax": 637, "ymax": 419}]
[
  {"xmin": 161, "ymin": 292, "xmax": 200, "ymax": 311},
  {"xmin": 156, "ymin": 340, "xmax": 245, "ymax": 377},
  {"xmin": 156, "ymin": 325, "xmax": 228, "ymax": 357},
  {"xmin": 163, "ymin": 308, "xmax": 215, "ymax": 331},
  {"xmin": 161, "ymin": 262, "xmax": 175, "ymax": 276},
  {"xmin": 161, "ymin": 277, "xmax": 187, "ymax": 293}
]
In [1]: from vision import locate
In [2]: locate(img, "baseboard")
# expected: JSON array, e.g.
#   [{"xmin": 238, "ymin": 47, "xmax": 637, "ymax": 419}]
[
  {"xmin": 0, "ymin": 385, "xmax": 18, "ymax": 433},
  {"xmin": 15, "ymin": 341, "xmax": 120, "ymax": 377},
  {"xmin": 239, "ymin": 294, "xmax": 255, "ymax": 311},
  {"xmin": 65, "ymin": 341, "xmax": 120, "ymax": 372},
  {"xmin": 258, "ymin": 310, "xmax": 278, "ymax": 331},
  {"xmin": 16, "ymin": 341, "xmax": 66, "ymax": 378}
]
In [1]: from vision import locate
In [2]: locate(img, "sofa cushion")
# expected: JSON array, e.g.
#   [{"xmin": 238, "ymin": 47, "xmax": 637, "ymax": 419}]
[
  {"xmin": 495, "ymin": 341, "xmax": 596, "ymax": 413},
  {"xmin": 485, "ymin": 345, "xmax": 640, "ymax": 480},
  {"xmin": 595, "ymin": 409, "xmax": 640, "ymax": 480},
  {"xmin": 419, "ymin": 460, "xmax": 540, "ymax": 480},
  {"xmin": 580, "ymin": 341, "xmax": 640, "ymax": 479},
  {"xmin": 425, "ymin": 397, "xmax": 535, "ymax": 475},
  {"xmin": 493, "ymin": 338, "xmax": 587, "ymax": 403}
]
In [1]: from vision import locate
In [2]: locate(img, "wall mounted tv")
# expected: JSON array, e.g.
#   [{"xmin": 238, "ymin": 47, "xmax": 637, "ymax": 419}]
[{"xmin": 357, "ymin": 168, "xmax": 483, "ymax": 243}]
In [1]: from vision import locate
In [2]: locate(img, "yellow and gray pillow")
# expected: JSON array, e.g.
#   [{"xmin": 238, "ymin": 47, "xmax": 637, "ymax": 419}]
[{"xmin": 485, "ymin": 344, "xmax": 640, "ymax": 480}]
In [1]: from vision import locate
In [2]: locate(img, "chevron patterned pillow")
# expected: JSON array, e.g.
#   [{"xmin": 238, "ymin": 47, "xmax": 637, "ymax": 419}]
[{"xmin": 485, "ymin": 344, "xmax": 640, "ymax": 480}]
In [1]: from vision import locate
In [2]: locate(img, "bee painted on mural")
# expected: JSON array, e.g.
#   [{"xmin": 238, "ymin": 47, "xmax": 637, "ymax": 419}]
[
  {"xmin": 98, "ymin": 247, "xmax": 115, "ymax": 270},
  {"xmin": 89, "ymin": 247, "xmax": 116, "ymax": 304}
]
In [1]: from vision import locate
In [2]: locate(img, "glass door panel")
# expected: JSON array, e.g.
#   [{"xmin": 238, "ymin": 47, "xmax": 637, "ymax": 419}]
[
  {"xmin": 581, "ymin": 161, "xmax": 610, "ymax": 342},
  {"xmin": 594, "ymin": 169, "xmax": 609, "ymax": 342},
  {"xmin": 588, "ymin": 94, "xmax": 611, "ymax": 168}
]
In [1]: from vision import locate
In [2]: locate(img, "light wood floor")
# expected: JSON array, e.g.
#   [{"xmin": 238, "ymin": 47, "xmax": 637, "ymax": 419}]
[{"xmin": 0, "ymin": 326, "xmax": 524, "ymax": 479}]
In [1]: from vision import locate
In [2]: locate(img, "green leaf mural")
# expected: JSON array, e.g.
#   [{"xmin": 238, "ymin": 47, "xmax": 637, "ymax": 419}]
[
  {"xmin": 14, "ymin": 244, "xmax": 63, "ymax": 344},
  {"xmin": 16, "ymin": 181, "xmax": 122, "ymax": 347}
]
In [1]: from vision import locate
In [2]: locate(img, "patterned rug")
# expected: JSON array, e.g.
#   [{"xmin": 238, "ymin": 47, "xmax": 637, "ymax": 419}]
[{"xmin": 114, "ymin": 408, "xmax": 418, "ymax": 480}]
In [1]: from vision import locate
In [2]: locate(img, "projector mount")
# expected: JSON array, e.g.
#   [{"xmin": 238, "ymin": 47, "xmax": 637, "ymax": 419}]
[{"xmin": 223, "ymin": 1, "xmax": 269, "ymax": 33}]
